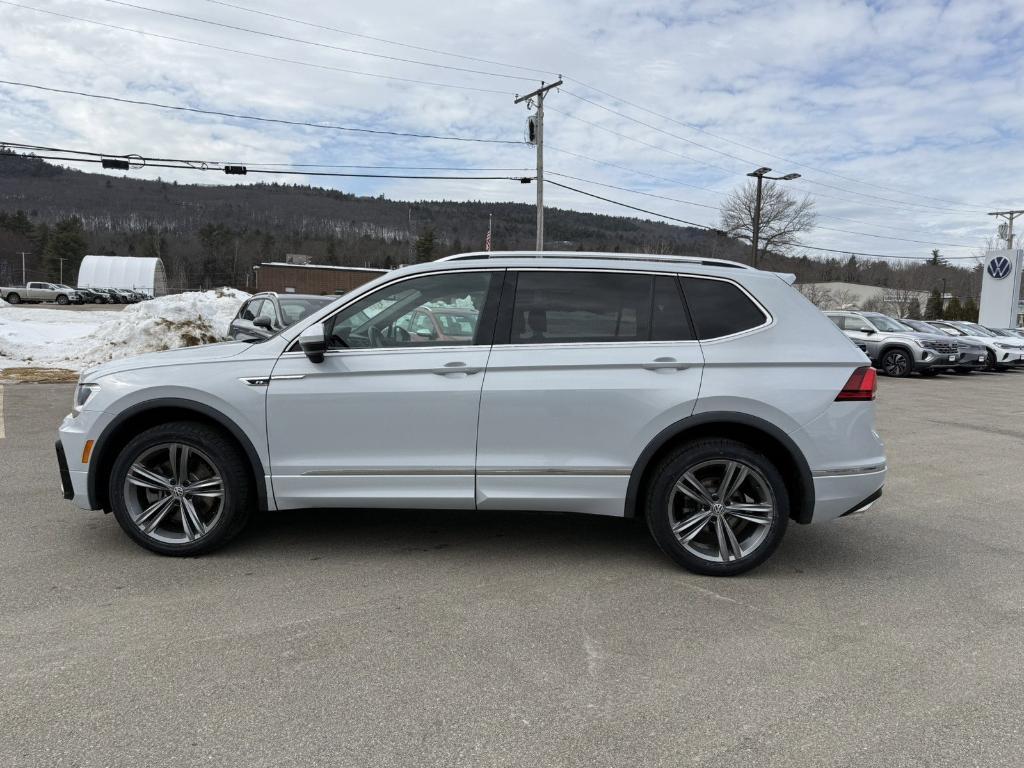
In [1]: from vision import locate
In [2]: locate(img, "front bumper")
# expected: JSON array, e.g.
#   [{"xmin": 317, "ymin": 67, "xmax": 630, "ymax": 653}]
[
  {"xmin": 915, "ymin": 348, "xmax": 960, "ymax": 369},
  {"xmin": 56, "ymin": 409, "xmax": 112, "ymax": 510}
]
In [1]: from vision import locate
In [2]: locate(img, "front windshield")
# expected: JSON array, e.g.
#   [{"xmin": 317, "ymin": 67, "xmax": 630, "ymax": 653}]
[
  {"xmin": 866, "ymin": 315, "xmax": 912, "ymax": 332},
  {"xmin": 958, "ymin": 323, "xmax": 994, "ymax": 337},
  {"xmin": 932, "ymin": 324, "xmax": 963, "ymax": 336},
  {"xmin": 985, "ymin": 327, "xmax": 1009, "ymax": 337},
  {"xmin": 912, "ymin": 321, "xmax": 944, "ymax": 334}
]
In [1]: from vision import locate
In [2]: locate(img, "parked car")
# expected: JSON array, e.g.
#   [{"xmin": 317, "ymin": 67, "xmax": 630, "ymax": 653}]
[
  {"xmin": 229, "ymin": 292, "xmax": 335, "ymax": 341},
  {"xmin": 0, "ymin": 281, "xmax": 81, "ymax": 305},
  {"xmin": 57, "ymin": 252, "xmax": 886, "ymax": 576},
  {"xmin": 978, "ymin": 325, "xmax": 1024, "ymax": 359},
  {"xmin": 394, "ymin": 306, "xmax": 480, "ymax": 343},
  {"xmin": 824, "ymin": 310, "xmax": 959, "ymax": 377},
  {"xmin": 929, "ymin": 321, "xmax": 1022, "ymax": 370},
  {"xmin": 899, "ymin": 319, "xmax": 986, "ymax": 373},
  {"xmin": 75, "ymin": 287, "xmax": 109, "ymax": 304}
]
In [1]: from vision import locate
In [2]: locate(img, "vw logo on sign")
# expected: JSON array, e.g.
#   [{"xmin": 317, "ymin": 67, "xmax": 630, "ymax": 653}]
[{"xmin": 987, "ymin": 256, "xmax": 1013, "ymax": 279}]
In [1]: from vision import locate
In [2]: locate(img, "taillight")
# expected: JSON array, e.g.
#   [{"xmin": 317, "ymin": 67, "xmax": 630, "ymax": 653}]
[{"xmin": 835, "ymin": 366, "xmax": 877, "ymax": 401}]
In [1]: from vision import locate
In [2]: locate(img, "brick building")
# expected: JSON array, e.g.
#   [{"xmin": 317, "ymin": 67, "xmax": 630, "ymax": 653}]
[{"xmin": 253, "ymin": 262, "xmax": 388, "ymax": 295}]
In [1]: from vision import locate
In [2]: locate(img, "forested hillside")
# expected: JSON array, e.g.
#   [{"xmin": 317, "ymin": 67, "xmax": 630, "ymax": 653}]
[{"xmin": 0, "ymin": 151, "xmax": 982, "ymax": 300}]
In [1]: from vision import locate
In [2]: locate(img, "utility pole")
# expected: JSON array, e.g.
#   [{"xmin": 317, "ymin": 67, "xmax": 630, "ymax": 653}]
[
  {"xmin": 18, "ymin": 251, "xmax": 30, "ymax": 285},
  {"xmin": 988, "ymin": 209, "xmax": 1024, "ymax": 249},
  {"xmin": 746, "ymin": 168, "xmax": 801, "ymax": 268},
  {"xmin": 515, "ymin": 79, "xmax": 562, "ymax": 251},
  {"xmin": 57, "ymin": 257, "xmax": 67, "ymax": 284}
]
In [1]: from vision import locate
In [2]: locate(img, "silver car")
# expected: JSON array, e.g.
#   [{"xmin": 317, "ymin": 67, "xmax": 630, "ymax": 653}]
[
  {"xmin": 899, "ymin": 319, "xmax": 986, "ymax": 374},
  {"xmin": 825, "ymin": 311, "xmax": 959, "ymax": 377},
  {"xmin": 57, "ymin": 252, "xmax": 886, "ymax": 576}
]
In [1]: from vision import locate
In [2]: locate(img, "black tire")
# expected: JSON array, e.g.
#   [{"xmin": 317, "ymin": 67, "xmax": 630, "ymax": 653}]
[
  {"xmin": 880, "ymin": 347, "xmax": 913, "ymax": 377},
  {"xmin": 109, "ymin": 421, "xmax": 253, "ymax": 556},
  {"xmin": 918, "ymin": 369, "xmax": 939, "ymax": 377},
  {"xmin": 6, "ymin": 293, "xmax": 20, "ymax": 304},
  {"xmin": 645, "ymin": 438, "xmax": 789, "ymax": 576},
  {"xmin": 94, "ymin": 296, "xmax": 104, "ymax": 304},
  {"xmin": 984, "ymin": 350, "xmax": 997, "ymax": 371},
  {"xmin": 56, "ymin": 294, "xmax": 69, "ymax": 305}
]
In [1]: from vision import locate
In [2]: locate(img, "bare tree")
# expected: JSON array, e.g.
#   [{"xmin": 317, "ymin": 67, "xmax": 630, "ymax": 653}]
[
  {"xmin": 720, "ymin": 180, "xmax": 816, "ymax": 263},
  {"xmin": 830, "ymin": 288, "xmax": 857, "ymax": 309},
  {"xmin": 798, "ymin": 283, "xmax": 834, "ymax": 309},
  {"xmin": 882, "ymin": 282, "xmax": 918, "ymax": 317}
]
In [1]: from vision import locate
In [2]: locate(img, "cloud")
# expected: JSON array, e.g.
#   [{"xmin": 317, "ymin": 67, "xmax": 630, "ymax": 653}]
[{"xmin": 0, "ymin": 0, "xmax": 1021, "ymax": 260}]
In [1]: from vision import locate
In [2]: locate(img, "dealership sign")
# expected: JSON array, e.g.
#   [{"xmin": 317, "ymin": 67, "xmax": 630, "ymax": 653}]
[{"xmin": 978, "ymin": 249, "xmax": 1023, "ymax": 328}]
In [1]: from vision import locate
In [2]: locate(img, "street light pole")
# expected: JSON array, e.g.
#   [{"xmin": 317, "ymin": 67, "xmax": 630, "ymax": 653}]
[
  {"xmin": 18, "ymin": 251, "xmax": 30, "ymax": 285},
  {"xmin": 746, "ymin": 167, "xmax": 801, "ymax": 268}
]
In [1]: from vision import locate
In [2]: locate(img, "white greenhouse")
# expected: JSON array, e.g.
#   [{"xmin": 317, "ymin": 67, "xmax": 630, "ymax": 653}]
[{"xmin": 77, "ymin": 255, "xmax": 168, "ymax": 297}]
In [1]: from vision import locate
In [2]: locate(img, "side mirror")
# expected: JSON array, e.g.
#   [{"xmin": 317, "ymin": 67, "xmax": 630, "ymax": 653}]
[
  {"xmin": 253, "ymin": 316, "xmax": 273, "ymax": 330},
  {"xmin": 861, "ymin": 328, "xmax": 875, "ymax": 335},
  {"xmin": 298, "ymin": 324, "xmax": 327, "ymax": 363}
]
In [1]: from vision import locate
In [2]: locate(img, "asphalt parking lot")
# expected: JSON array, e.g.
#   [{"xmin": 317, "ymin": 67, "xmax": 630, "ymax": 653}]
[{"xmin": 2, "ymin": 373, "xmax": 1023, "ymax": 767}]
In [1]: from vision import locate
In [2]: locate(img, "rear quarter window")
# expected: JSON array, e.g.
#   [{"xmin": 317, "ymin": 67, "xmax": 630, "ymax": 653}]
[{"xmin": 679, "ymin": 277, "xmax": 768, "ymax": 340}]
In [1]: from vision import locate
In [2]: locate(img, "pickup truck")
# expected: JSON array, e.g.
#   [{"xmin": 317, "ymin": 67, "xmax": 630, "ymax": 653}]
[{"xmin": 0, "ymin": 282, "xmax": 82, "ymax": 305}]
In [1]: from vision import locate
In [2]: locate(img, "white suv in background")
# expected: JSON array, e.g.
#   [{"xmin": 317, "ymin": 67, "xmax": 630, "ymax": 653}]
[{"xmin": 57, "ymin": 252, "xmax": 886, "ymax": 576}]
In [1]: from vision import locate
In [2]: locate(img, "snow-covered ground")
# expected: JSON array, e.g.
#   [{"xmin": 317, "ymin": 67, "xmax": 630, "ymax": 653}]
[{"xmin": 0, "ymin": 289, "xmax": 249, "ymax": 371}]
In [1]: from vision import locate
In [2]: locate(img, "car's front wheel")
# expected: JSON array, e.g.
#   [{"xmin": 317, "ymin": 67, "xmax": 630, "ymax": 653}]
[
  {"xmin": 880, "ymin": 348, "xmax": 913, "ymax": 377},
  {"xmin": 645, "ymin": 439, "xmax": 789, "ymax": 576},
  {"xmin": 109, "ymin": 421, "xmax": 253, "ymax": 556}
]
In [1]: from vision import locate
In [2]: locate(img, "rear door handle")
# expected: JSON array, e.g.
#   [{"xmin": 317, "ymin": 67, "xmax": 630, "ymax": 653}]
[
  {"xmin": 431, "ymin": 362, "xmax": 482, "ymax": 376},
  {"xmin": 642, "ymin": 357, "xmax": 690, "ymax": 371}
]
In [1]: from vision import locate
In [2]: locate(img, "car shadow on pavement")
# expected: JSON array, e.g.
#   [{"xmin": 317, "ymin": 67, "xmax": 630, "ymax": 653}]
[{"xmin": 225, "ymin": 505, "xmax": 915, "ymax": 579}]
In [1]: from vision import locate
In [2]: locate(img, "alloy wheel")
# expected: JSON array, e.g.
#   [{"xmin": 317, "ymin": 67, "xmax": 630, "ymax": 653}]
[
  {"xmin": 668, "ymin": 459, "xmax": 776, "ymax": 563},
  {"xmin": 122, "ymin": 443, "xmax": 226, "ymax": 545},
  {"xmin": 883, "ymin": 350, "xmax": 908, "ymax": 376}
]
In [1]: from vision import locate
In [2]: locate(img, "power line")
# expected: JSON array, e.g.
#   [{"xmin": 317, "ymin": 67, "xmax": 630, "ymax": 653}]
[
  {"xmin": 0, "ymin": 1, "xmax": 513, "ymax": 95},
  {"xmin": 560, "ymin": 80, "xmax": 995, "ymax": 210},
  {"xmin": 0, "ymin": 81, "xmax": 523, "ymax": 144},
  {"xmin": 550, "ymin": 172, "xmax": 979, "ymax": 249},
  {"xmin": 0, "ymin": 148, "xmax": 534, "ymax": 181},
  {"xmin": 544, "ymin": 179, "xmax": 982, "ymax": 262},
  {"xmin": 135, "ymin": 0, "xmax": 992, "ymax": 212},
  {"xmin": 1, "ymin": 142, "xmax": 532, "ymax": 171},
  {"xmin": 98, "ymin": 0, "xmax": 539, "ymax": 83},
  {"xmin": 200, "ymin": 0, "xmax": 556, "ymax": 77},
  {"xmin": 550, "ymin": 101, "xmax": 988, "ymax": 216},
  {"xmin": 546, "ymin": 145, "xmax": 991, "ymax": 242}
]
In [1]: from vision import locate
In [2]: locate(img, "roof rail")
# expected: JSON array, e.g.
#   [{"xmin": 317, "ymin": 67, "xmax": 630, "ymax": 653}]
[{"xmin": 435, "ymin": 251, "xmax": 752, "ymax": 269}]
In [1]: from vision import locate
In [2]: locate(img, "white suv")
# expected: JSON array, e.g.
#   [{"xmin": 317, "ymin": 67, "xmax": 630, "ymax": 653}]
[{"xmin": 56, "ymin": 252, "xmax": 886, "ymax": 575}]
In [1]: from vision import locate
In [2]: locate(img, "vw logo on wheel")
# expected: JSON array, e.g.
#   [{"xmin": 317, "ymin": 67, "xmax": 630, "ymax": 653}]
[{"xmin": 987, "ymin": 255, "xmax": 1013, "ymax": 279}]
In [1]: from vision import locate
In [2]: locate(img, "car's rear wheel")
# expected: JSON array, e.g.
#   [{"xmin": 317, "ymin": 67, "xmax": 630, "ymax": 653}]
[
  {"xmin": 645, "ymin": 439, "xmax": 789, "ymax": 576},
  {"xmin": 880, "ymin": 348, "xmax": 913, "ymax": 377},
  {"xmin": 6, "ymin": 293, "xmax": 20, "ymax": 304},
  {"xmin": 109, "ymin": 421, "xmax": 253, "ymax": 556}
]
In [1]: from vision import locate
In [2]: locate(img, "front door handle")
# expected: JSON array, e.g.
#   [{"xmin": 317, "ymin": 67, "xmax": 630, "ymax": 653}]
[
  {"xmin": 642, "ymin": 357, "xmax": 690, "ymax": 371},
  {"xmin": 431, "ymin": 362, "xmax": 482, "ymax": 376}
]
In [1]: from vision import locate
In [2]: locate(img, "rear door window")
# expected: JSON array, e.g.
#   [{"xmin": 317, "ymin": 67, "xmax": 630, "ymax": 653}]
[{"xmin": 679, "ymin": 277, "xmax": 768, "ymax": 340}]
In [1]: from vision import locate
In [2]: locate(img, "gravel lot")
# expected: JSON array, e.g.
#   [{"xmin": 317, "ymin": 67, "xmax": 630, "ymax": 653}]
[{"xmin": 2, "ymin": 373, "xmax": 1023, "ymax": 767}]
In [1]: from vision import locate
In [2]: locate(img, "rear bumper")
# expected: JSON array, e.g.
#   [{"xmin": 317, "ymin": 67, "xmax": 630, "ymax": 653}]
[{"xmin": 810, "ymin": 466, "xmax": 886, "ymax": 522}]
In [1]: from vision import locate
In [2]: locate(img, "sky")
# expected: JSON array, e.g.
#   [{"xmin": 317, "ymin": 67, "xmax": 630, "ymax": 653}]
[{"xmin": 1, "ymin": 0, "xmax": 1023, "ymax": 262}]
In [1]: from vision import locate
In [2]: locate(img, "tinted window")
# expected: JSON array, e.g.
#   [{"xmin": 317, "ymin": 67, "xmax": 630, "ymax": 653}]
[
  {"xmin": 679, "ymin": 277, "xmax": 767, "ymax": 339},
  {"xmin": 327, "ymin": 271, "xmax": 494, "ymax": 349},
  {"xmin": 651, "ymin": 276, "xmax": 694, "ymax": 341},
  {"xmin": 278, "ymin": 297, "xmax": 332, "ymax": 326}
]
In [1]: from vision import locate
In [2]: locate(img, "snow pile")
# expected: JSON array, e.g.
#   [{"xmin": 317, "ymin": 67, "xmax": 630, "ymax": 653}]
[
  {"xmin": 0, "ymin": 297, "xmax": 8, "ymax": 307},
  {"xmin": 0, "ymin": 289, "xmax": 249, "ymax": 370}
]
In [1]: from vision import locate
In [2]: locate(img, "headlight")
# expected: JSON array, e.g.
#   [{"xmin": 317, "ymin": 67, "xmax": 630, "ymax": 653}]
[
  {"xmin": 996, "ymin": 343, "xmax": 1016, "ymax": 350},
  {"xmin": 73, "ymin": 382, "xmax": 99, "ymax": 413}
]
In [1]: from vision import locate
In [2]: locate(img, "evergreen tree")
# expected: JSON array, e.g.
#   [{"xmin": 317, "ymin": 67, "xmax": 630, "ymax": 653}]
[
  {"xmin": 43, "ymin": 217, "xmax": 87, "ymax": 280},
  {"xmin": 928, "ymin": 249, "xmax": 945, "ymax": 266},
  {"xmin": 924, "ymin": 288, "xmax": 943, "ymax": 319},
  {"xmin": 961, "ymin": 297, "xmax": 979, "ymax": 322},
  {"xmin": 906, "ymin": 297, "xmax": 923, "ymax": 319},
  {"xmin": 415, "ymin": 227, "xmax": 436, "ymax": 262},
  {"xmin": 945, "ymin": 296, "xmax": 963, "ymax": 320}
]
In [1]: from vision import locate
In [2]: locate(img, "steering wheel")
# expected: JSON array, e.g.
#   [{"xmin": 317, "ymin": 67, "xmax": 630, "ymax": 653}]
[{"xmin": 368, "ymin": 325, "xmax": 385, "ymax": 348}]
